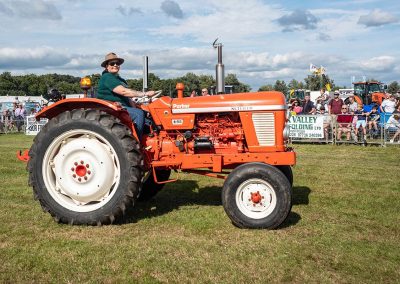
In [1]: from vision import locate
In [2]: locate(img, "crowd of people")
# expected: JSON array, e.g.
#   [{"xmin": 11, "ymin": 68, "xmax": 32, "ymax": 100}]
[
  {"xmin": 289, "ymin": 89, "xmax": 400, "ymax": 144},
  {"xmin": 0, "ymin": 101, "xmax": 42, "ymax": 133}
]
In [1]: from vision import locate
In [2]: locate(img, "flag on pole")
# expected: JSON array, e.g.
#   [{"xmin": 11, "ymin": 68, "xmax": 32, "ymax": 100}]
[
  {"xmin": 310, "ymin": 63, "xmax": 318, "ymax": 73},
  {"xmin": 319, "ymin": 66, "xmax": 326, "ymax": 75},
  {"xmin": 325, "ymin": 83, "xmax": 331, "ymax": 91}
]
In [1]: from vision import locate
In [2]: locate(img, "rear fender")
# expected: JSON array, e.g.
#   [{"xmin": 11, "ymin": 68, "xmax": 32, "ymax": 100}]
[{"xmin": 36, "ymin": 98, "xmax": 138, "ymax": 139}]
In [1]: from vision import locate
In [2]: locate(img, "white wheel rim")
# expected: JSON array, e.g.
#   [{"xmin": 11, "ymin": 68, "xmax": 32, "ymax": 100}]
[
  {"xmin": 235, "ymin": 178, "xmax": 277, "ymax": 219},
  {"xmin": 42, "ymin": 129, "xmax": 121, "ymax": 212}
]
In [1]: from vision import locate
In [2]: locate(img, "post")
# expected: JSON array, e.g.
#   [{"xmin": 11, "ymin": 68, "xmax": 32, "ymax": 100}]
[
  {"xmin": 213, "ymin": 39, "xmax": 225, "ymax": 94},
  {"xmin": 143, "ymin": 56, "xmax": 148, "ymax": 92}
]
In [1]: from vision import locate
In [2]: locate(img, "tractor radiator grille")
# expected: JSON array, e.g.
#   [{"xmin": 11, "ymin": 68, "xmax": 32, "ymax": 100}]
[{"xmin": 252, "ymin": 113, "xmax": 275, "ymax": 146}]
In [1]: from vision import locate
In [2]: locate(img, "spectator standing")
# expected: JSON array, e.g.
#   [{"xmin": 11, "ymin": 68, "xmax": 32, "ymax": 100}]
[
  {"xmin": 380, "ymin": 94, "xmax": 396, "ymax": 113},
  {"xmin": 14, "ymin": 103, "xmax": 26, "ymax": 132},
  {"xmin": 315, "ymin": 88, "xmax": 329, "ymax": 111},
  {"xmin": 336, "ymin": 105, "xmax": 353, "ymax": 141},
  {"xmin": 201, "ymin": 88, "xmax": 210, "ymax": 96},
  {"xmin": 328, "ymin": 91, "xmax": 344, "ymax": 115},
  {"xmin": 301, "ymin": 95, "xmax": 316, "ymax": 114},
  {"xmin": 347, "ymin": 95, "xmax": 358, "ymax": 113},
  {"xmin": 385, "ymin": 114, "xmax": 400, "ymax": 143},
  {"xmin": 3, "ymin": 109, "xmax": 12, "ymax": 131}
]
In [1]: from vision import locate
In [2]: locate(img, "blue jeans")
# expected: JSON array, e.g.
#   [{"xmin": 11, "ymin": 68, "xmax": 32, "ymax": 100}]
[{"xmin": 124, "ymin": 107, "xmax": 145, "ymax": 139}]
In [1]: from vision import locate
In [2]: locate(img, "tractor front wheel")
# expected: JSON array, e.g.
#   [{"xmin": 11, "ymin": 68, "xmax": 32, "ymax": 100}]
[
  {"xmin": 222, "ymin": 163, "xmax": 292, "ymax": 229},
  {"xmin": 28, "ymin": 109, "xmax": 143, "ymax": 225},
  {"xmin": 276, "ymin": 165, "xmax": 293, "ymax": 187}
]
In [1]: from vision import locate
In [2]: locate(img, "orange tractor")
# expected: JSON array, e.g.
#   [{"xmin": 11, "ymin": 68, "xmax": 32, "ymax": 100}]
[
  {"xmin": 352, "ymin": 81, "xmax": 387, "ymax": 106},
  {"xmin": 25, "ymin": 46, "xmax": 295, "ymax": 229}
]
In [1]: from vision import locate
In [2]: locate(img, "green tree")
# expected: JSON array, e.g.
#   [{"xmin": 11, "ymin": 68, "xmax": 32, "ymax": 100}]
[
  {"xmin": 224, "ymin": 73, "xmax": 251, "ymax": 93},
  {"xmin": 387, "ymin": 81, "xmax": 399, "ymax": 94},
  {"xmin": 273, "ymin": 80, "xmax": 288, "ymax": 95},
  {"xmin": 179, "ymin": 72, "xmax": 201, "ymax": 95},
  {"xmin": 258, "ymin": 84, "xmax": 274, "ymax": 91},
  {"xmin": 304, "ymin": 74, "xmax": 334, "ymax": 91},
  {"xmin": 0, "ymin": 72, "xmax": 17, "ymax": 96},
  {"xmin": 288, "ymin": 79, "xmax": 306, "ymax": 90}
]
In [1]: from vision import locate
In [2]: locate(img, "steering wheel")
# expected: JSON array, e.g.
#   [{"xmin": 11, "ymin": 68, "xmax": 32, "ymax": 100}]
[
  {"xmin": 133, "ymin": 90, "xmax": 163, "ymax": 104},
  {"xmin": 151, "ymin": 90, "xmax": 163, "ymax": 101}
]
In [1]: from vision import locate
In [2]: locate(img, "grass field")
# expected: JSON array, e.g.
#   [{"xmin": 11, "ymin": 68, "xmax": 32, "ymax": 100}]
[{"xmin": 1, "ymin": 133, "xmax": 399, "ymax": 283}]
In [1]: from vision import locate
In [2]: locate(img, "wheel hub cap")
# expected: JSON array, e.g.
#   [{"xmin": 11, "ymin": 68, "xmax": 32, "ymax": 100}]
[
  {"xmin": 52, "ymin": 137, "xmax": 117, "ymax": 204},
  {"xmin": 250, "ymin": 191, "xmax": 263, "ymax": 204},
  {"xmin": 236, "ymin": 178, "xmax": 277, "ymax": 219},
  {"xmin": 71, "ymin": 161, "xmax": 91, "ymax": 182}
]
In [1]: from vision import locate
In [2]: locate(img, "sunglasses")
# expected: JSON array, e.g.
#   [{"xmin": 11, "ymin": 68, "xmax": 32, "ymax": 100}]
[
  {"xmin": 342, "ymin": 108, "xmax": 348, "ymax": 110},
  {"xmin": 108, "ymin": 61, "xmax": 120, "ymax": 67}
]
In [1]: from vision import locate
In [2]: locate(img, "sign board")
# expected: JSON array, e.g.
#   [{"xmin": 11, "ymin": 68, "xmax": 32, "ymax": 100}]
[
  {"xmin": 25, "ymin": 115, "xmax": 48, "ymax": 135},
  {"xmin": 288, "ymin": 115, "xmax": 324, "ymax": 138}
]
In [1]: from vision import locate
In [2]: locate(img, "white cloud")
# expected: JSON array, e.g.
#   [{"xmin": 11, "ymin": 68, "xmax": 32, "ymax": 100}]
[
  {"xmin": 277, "ymin": 10, "xmax": 319, "ymax": 32},
  {"xmin": 150, "ymin": 0, "xmax": 284, "ymax": 44},
  {"xmin": 160, "ymin": 0, "xmax": 183, "ymax": 19},
  {"xmin": 0, "ymin": 0, "xmax": 62, "ymax": 20},
  {"xmin": 359, "ymin": 56, "xmax": 397, "ymax": 72},
  {"xmin": 358, "ymin": 9, "xmax": 399, "ymax": 27},
  {"xmin": 0, "ymin": 47, "xmax": 69, "ymax": 68}
]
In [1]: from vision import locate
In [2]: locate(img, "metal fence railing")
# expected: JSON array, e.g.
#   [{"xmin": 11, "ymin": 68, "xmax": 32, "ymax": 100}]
[
  {"xmin": 288, "ymin": 113, "xmax": 400, "ymax": 147},
  {"xmin": 0, "ymin": 115, "xmax": 25, "ymax": 134},
  {"xmin": 2, "ymin": 112, "xmax": 400, "ymax": 147}
]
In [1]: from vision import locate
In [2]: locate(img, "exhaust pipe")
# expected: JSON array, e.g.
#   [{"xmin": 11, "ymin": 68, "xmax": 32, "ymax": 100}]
[
  {"xmin": 213, "ymin": 39, "xmax": 225, "ymax": 94},
  {"xmin": 143, "ymin": 56, "xmax": 148, "ymax": 92}
]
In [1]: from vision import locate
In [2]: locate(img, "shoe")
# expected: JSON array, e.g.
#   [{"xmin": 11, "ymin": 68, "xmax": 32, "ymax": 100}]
[{"xmin": 390, "ymin": 139, "xmax": 394, "ymax": 143}]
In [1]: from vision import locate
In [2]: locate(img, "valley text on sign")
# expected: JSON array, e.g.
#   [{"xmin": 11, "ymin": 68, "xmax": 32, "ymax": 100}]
[
  {"xmin": 25, "ymin": 115, "xmax": 48, "ymax": 135},
  {"xmin": 288, "ymin": 115, "xmax": 324, "ymax": 138}
]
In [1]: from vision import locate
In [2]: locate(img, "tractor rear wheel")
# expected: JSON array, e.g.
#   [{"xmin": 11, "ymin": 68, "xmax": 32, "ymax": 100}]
[
  {"xmin": 28, "ymin": 109, "xmax": 143, "ymax": 225},
  {"xmin": 137, "ymin": 169, "xmax": 171, "ymax": 201},
  {"xmin": 222, "ymin": 163, "xmax": 292, "ymax": 229}
]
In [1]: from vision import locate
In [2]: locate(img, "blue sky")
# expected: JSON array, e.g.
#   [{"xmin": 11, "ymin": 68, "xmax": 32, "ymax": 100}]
[{"xmin": 0, "ymin": 0, "xmax": 399, "ymax": 90}]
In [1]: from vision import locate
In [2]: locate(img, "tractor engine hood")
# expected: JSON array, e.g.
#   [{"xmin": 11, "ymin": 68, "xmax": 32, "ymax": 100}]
[{"xmin": 166, "ymin": 91, "xmax": 287, "ymax": 114}]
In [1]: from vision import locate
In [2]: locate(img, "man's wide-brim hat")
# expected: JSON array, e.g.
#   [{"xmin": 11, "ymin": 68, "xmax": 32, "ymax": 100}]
[{"xmin": 101, "ymin": 52, "xmax": 124, "ymax": 67}]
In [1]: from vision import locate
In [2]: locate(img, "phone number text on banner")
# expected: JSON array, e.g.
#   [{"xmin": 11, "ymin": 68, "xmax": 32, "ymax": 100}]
[
  {"xmin": 25, "ymin": 115, "xmax": 48, "ymax": 135},
  {"xmin": 288, "ymin": 115, "xmax": 324, "ymax": 138}
]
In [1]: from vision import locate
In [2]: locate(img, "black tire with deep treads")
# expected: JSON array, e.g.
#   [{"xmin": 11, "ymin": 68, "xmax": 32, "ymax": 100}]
[
  {"xmin": 28, "ymin": 109, "xmax": 143, "ymax": 225},
  {"xmin": 137, "ymin": 169, "xmax": 171, "ymax": 201},
  {"xmin": 222, "ymin": 162, "xmax": 292, "ymax": 229}
]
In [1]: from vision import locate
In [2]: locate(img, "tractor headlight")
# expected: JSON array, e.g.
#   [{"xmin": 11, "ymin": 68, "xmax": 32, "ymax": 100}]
[{"xmin": 283, "ymin": 123, "xmax": 290, "ymax": 141}]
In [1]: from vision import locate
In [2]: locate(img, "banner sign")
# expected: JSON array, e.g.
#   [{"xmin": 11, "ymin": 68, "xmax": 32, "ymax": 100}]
[
  {"xmin": 288, "ymin": 115, "xmax": 324, "ymax": 138},
  {"xmin": 25, "ymin": 115, "xmax": 48, "ymax": 135}
]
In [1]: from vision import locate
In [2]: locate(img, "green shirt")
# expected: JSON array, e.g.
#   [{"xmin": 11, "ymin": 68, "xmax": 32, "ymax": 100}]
[{"xmin": 97, "ymin": 72, "xmax": 131, "ymax": 107}]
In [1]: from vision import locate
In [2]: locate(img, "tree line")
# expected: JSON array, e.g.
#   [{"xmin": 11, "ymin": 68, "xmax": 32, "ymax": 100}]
[
  {"xmin": 0, "ymin": 71, "xmax": 399, "ymax": 99},
  {"xmin": 0, "ymin": 72, "xmax": 250, "ymax": 99}
]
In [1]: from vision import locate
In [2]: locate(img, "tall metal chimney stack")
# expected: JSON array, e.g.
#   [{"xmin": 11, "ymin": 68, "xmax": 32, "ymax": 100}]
[
  {"xmin": 213, "ymin": 39, "xmax": 225, "ymax": 94},
  {"xmin": 143, "ymin": 56, "xmax": 149, "ymax": 92}
]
